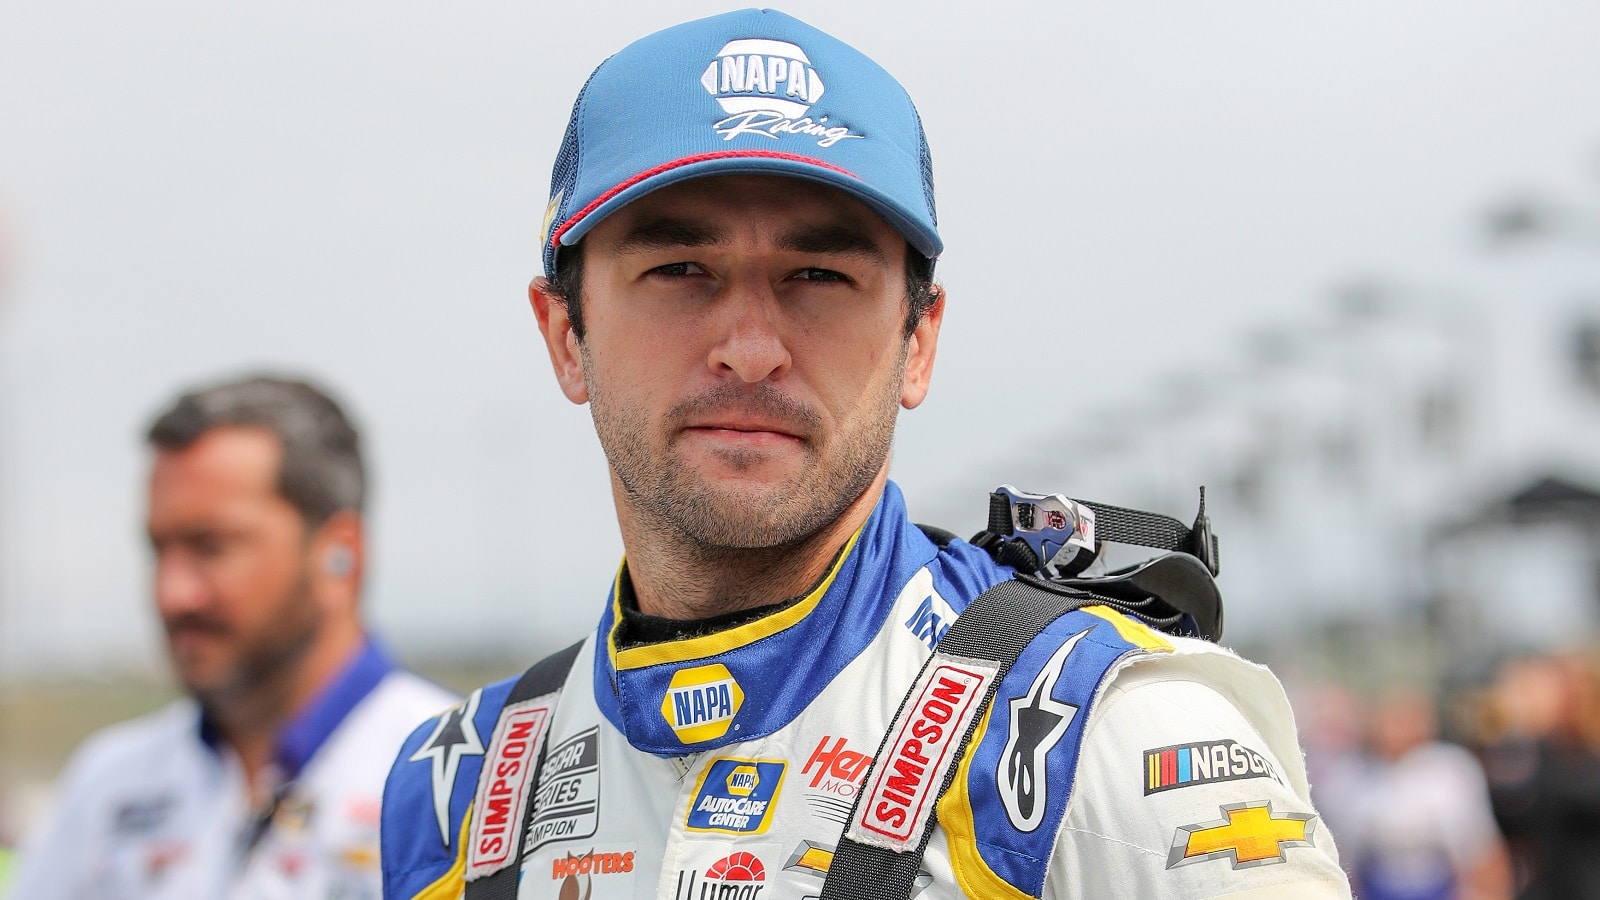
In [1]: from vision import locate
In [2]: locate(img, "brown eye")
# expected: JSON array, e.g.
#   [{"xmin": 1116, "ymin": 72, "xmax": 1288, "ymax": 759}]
[
  {"xmin": 652, "ymin": 262, "xmax": 707, "ymax": 277},
  {"xmin": 793, "ymin": 267, "xmax": 848, "ymax": 283}
]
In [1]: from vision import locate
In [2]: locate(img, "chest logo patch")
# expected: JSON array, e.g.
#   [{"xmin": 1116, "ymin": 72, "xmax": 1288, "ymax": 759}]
[
  {"xmin": 661, "ymin": 663, "xmax": 744, "ymax": 744},
  {"xmin": 686, "ymin": 758, "xmax": 787, "ymax": 834},
  {"xmin": 548, "ymin": 847, "xmax": 637, "ymax": 898},
  {"xmin": 526, "ymin": 727, "xmax": 602, "ymax": 853},
  {"xmin": 803, "ymin": 735, "xmax": 873, "ymax": 794},
  {"xmin": 997, "ymin": 629, "xmax": 1087, "ymax": 832},
  {"xmin": 1167, "ymin": 801, "xmax": 1318, "ymax": 870},
  {"xmin": 674, "ymin": 851, "xmax": 768, "ymax": 899}
]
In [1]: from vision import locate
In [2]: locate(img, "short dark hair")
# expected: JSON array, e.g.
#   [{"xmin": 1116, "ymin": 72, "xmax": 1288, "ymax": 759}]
[
  {"xmin": 146, "ymin": 376, "xmax": 365, "ymax": 527},
  {"xmin": 548, "ymin": 242, "xmax": 938, "ymax": 343}
]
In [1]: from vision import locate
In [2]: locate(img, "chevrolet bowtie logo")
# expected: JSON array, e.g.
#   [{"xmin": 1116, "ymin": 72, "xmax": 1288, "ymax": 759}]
[{"xmin": 1167, "ymin": 802, "xmax": 1317, "ymax": 870}]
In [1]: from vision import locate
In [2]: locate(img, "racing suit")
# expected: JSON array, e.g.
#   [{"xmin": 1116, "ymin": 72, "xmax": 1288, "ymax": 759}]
[
  {"xmin": 381, "ymin": 483, "xmax": 1349, "ymax": 898},
  {"xmin": 12, "ymin": 640, "xmax": 456, "ymax": 900}
]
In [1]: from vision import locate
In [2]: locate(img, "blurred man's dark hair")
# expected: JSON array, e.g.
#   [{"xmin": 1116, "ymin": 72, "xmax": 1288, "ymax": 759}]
[{"xmin": 146, "ymin": 375, "xmax": 365, "ymax": 527}]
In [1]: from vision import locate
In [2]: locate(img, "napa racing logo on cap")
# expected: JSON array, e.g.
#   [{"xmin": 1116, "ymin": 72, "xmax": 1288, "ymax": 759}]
[
  {"xmin": 699, "ymin": 38, "xmax": 863, "ymax": 147},
  {"xmin": 686, "ymin": 758, "xmax": 787, "ymax": 834},
  {"xmin": 661, "ymin": 663, "xmax": 745, "ymax": 743}
]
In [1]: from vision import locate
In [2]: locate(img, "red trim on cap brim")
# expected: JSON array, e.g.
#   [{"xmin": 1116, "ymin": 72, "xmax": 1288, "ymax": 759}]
[{"xmin": 549, "ymin": 150, "xmax": 860, "ymax": 250}]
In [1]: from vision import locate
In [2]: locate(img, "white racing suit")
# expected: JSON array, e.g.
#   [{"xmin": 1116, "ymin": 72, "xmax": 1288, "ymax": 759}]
[
  {"xmin": 381, "ymin": 483, "xmax": 1350, "ymax": 898},
  {"xmin": 12, "ymin": 641, "xmax": 457, "ymax": 900}
]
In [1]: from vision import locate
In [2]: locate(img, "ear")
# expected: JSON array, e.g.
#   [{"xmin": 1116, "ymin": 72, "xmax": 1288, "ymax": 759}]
[
  {"xmin": 307, "ymin": 509, "xmax": 363, "ymax": 612},
  {"xmin": 530, "ymin": 277, "xmax": 589, "ymax": 404},
  {"xmin": 900, "ymin": 286, "xmax": 945, "ymax": 410}
]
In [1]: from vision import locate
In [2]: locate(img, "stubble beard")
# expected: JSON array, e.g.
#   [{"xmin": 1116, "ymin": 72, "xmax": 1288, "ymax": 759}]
[
  {"xmin": 175, "ymin": 565, "xmax": 323, "ymax": 726},
  {"xmin": 585, "ymin": 351, "xmax": 907, "ymax": 557}
]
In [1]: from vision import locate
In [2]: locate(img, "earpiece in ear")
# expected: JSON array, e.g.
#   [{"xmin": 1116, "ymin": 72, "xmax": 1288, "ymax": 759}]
[{"xmin": 324, "ymin": 546, "xmax": 354, "ymax": 577}]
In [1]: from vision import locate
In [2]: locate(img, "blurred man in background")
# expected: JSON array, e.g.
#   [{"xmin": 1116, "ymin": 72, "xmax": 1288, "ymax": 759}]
[
  {"xmin": 1483, "ymin": 651, "xmax": 1600, "ymax": 898},
  {"xmin": 10, "ymin": 375, "xmax": 455, "ymax": 899},
  {"xmin": 1336, "ymin": 686, "xmax": 1512, "ymax": 900}
]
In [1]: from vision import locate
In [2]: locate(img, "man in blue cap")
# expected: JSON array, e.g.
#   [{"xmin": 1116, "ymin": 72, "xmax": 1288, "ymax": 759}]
[{"xmin": 381, "ymin": 10, "xmax": 1350, "ymax": 898}]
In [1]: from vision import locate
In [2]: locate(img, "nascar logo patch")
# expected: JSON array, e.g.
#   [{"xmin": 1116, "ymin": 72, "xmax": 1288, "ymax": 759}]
[{"xmin": 1145, "ymin": 739, "xmax": 1281, "ymax": 795}]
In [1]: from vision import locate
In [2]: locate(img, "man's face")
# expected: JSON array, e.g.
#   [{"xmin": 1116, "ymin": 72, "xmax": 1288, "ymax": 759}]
[
  {"xmin": 546, "ymin": 174, "xmax": 941, "ymax": 550},
  {"xmin": 146, "ymin": 427, "xmax": 323, "ymax": 710}
]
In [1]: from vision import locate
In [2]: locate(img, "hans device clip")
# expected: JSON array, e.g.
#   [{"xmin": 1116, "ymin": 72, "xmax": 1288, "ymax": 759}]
[
  {"xmin": 972, "ymin": 485, "xmax": 1225, "ymax": 641},
  {"xmin": 986, "ymin": 485, "xmax": 1100, "ymax": 577}
]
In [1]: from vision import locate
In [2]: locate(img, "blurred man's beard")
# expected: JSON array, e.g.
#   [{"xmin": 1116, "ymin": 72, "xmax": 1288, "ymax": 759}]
[
  {"xmin": 176, "ymin": 568, "xmax": 323, "ymax": 717},
  {"xmin": 586, "ymin": 354, "xmax": 905, "ymax": 553}
]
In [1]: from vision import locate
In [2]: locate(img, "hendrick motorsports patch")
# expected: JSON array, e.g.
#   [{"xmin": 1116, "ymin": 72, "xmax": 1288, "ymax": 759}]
[
  {"xmin": 686, "ymin": 758, "xmax": 786, "ymax": 834},
  {"xmin": 1144, "ymin": 739, "xmax": 1281, "ymax": 795}
]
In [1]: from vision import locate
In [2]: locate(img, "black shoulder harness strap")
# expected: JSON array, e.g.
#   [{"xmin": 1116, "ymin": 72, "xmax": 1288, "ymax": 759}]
[
  {"xmin": 464, "ymin": 639, "xmax": 583, "ymax": 900},
  {"xmin": 818, "ymin": 577, "xmax": 1105, "ymax": 898}
]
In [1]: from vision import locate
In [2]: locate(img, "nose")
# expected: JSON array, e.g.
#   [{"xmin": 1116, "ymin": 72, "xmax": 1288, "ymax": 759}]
[
  {"xmin": 706, "ymin": 278, "xmax": 792, "ymax": 383},
  {"xmin": 154, "ymin": 550, "xmax": 211, "ymax": 621}
]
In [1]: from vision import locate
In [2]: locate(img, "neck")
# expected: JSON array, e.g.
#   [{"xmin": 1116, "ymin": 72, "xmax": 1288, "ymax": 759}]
[{"xmin": 619, "ymin": 468, "xmax": 889, "ymax": 620}]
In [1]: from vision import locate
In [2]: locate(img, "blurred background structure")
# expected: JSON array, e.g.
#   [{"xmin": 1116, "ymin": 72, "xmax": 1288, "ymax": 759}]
[{"xmin": 2, "ymin": 0, "xmax": 1600, "ymax": 890}]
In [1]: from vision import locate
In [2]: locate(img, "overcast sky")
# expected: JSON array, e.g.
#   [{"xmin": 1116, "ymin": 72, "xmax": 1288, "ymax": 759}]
[{"xmin": 3, "ymin": 0, "xmax": 1599, "ymax": 676}]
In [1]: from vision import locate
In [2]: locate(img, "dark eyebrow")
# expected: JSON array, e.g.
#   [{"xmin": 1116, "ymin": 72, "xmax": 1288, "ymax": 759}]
[
  {"xmin": 614, "ymin": 218, "xmax": 722, "ymax": 253},
  {"xmin": 776, "ymin": 223, "xmax": 888, "ymax": 262},
  {"xmin": 612, "ymin": 216, "xmax": 890, "ymax": 263}
]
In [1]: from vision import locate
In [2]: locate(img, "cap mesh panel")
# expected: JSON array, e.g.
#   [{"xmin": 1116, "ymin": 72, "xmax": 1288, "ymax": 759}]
[
  {"xmin": 546, "ymin": 61, "xmax": 607, "ymax": 272},
  {"xmin": 913, "ymin": 105, "xmax": 936, "ymax": 228}
]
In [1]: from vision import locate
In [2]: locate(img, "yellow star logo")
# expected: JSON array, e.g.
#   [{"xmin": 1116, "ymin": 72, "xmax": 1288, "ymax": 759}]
[{"xmin": 1167, "ymin": 802, "xmax": 1317, "ymax": 870}]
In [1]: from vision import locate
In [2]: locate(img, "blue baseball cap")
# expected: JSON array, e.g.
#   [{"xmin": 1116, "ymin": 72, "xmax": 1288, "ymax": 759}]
[{"xmin": 539, "ymin": 8, "xmax": 940, "ymax": 276}]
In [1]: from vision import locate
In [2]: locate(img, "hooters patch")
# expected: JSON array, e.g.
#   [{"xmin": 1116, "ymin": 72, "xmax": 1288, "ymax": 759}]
[
  {"xmin": 847, "ymin": 655, "xmax": 998, "ymax": 851},
  {"xmin": 465, "ymin": 695, "xmax": 556, "ymax": 880}
]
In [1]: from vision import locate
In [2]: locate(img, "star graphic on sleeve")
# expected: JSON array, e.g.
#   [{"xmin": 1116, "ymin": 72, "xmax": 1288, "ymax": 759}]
[{"xmin": 409, "ymin": 688, "xmax": 485, "ymax": 847}]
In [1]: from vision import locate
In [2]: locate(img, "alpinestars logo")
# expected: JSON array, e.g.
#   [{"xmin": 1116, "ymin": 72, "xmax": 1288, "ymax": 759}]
[
  {"xmin": 699, "ymin": 38, "xmax": 863, "ymax": 147},
  {"xmin": 997, "ymin": 630, "xmax": 1087, "ymax": 832},
  {"xmin": 409, "ymin": 689, "xmax": 484, "ymax": 847}
]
